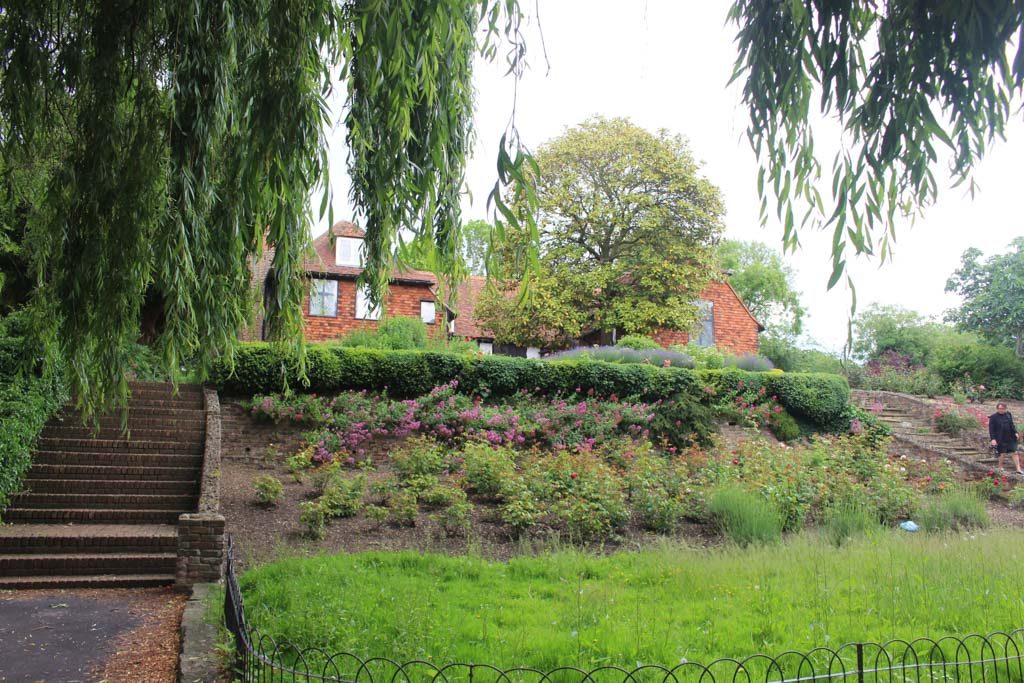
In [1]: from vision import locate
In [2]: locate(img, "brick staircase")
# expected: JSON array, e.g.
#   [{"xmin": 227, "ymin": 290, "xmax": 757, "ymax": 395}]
[
  {"xmin": 851, "ymin": 390, "xmax": 1000, "ymax": 474},
  {"xmin": 0, "ymin": 382, "xmax": 205, "ymax": 589}
]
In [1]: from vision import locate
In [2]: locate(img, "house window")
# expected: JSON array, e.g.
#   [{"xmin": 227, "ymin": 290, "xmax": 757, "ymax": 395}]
[
  {"xmin": 355, "ymin": 285, "xmax": 381, "ymax": 320},
  {"xmin": 479, "ymin": 342, "xmax": 493, "ymax": 355},
  {"xmin": 526, "ymin": 346, "xmax": 540, "ymax": 359},
  {"xmin": 420, "ymin": 300, "xmax": 436, "ymax": 325},
  {"xmin": 335, "ymin": 237, "xmax": 362, "ymax": 267},
  {"xmin": 696, "ymin": 300, "xmax": 714, "ymax": 347},
  {"xmin": 309, "ymin": 278, "xmax": 337, "ymax": 317}
]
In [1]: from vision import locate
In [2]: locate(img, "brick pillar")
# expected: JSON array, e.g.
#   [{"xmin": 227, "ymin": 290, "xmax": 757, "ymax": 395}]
[{"xmin": 176, "ymin": 513, "xmax": 226, "ymax": 590}]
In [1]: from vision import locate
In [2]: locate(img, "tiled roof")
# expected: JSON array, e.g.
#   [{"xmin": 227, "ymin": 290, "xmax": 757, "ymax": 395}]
[
  {"xmin": 304, "ymin": 220, "xmax": 437, "ymax": 285},
  {"xmin": 454, "ymin": 275, "xmax": 494, "ymax": 339}
]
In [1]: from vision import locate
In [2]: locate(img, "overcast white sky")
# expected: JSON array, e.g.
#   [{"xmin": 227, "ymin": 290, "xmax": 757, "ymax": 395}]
[{"xmin": 317, "ymin": 1, "xmax": 1024, "ymax": 352}]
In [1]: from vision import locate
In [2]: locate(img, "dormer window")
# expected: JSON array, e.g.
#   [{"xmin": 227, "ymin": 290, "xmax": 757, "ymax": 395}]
[{"xmin": 335, "ymin": 237, "xmax": 362, "ymax": 267}]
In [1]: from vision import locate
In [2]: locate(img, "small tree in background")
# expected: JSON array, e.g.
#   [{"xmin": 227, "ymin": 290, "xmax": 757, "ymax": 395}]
[{"xmin": 946, "ymin": 238, "xmax": 1024, "ymax": 357}]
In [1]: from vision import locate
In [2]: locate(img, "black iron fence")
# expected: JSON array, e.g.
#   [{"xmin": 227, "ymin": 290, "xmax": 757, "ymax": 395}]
[{"xmin": 224, "ymin": 536, "xmax": 1024, "ymax": 683}]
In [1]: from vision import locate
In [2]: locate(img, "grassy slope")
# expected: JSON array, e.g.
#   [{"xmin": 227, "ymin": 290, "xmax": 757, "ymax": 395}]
[{"xmin": 240, "ymin": 530, "xmax": 1024, "ymax": 670}]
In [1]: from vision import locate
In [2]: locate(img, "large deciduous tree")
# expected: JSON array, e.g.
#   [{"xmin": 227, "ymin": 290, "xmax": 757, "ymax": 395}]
[
  {"xmin": 946, "ymin": 238, "xmax": 1024, "ymax": 357},
  {"xmin": 476, "ymin": 117, "xmax": 724, "ymax": 347},
  {"xmin": 716, "ymin": 240, "xmax": 804, "ymax": 336}
]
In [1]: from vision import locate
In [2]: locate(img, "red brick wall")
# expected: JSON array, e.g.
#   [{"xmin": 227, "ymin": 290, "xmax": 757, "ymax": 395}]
[
  {"xmin": 302, "ymin": 278, "xmax": 443, "ymax": 342},
  {"xmin": 651, "ymin": 282, "xmax": 760, "ymax": 354}
]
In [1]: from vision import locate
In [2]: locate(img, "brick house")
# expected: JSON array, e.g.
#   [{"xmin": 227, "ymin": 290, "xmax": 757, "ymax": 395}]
[
  {"xmin": 453, "ymin": 275, "xmax": 763, "ymax": 355},
  {"xmin": 245, "ymin": 221, "xmax": 445, "ymax": 342}
]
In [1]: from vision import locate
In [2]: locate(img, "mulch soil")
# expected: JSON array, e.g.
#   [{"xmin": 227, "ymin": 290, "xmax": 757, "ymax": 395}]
[
  {"xmin": 220, "ymin": 449, "xmax": 719, "ymax": 571},
  {"xmin": 0, "ymin": 587, "xmax": 185, "ymax": 683}
]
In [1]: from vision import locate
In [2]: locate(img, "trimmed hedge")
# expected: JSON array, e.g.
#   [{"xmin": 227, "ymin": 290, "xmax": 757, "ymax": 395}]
[
  {"xmin": 212, "ymin": 343, "xmax": 850, "ymax": 428},
  {"xmin": 0, "ymin": 314, "xmax": 66, "ymax": 519}
]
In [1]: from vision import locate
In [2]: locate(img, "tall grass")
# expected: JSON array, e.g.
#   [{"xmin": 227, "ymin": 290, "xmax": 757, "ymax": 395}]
[
  {"xmin": 918, "ymin": 485, "xmax": 990, "ymax": 531},
  {"xmin": 822, "ymin": 496, "xmax": 879, "ymax": 547},
  {"xmin": 239, "ymin": 531, "xmax": 1024, "ymax": 671},
  {"xmin": 706, "ymin": 485, "xmax": 784, "ymax": 546}
]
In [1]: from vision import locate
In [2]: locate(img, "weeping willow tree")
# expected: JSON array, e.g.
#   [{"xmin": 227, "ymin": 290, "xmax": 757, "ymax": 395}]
[
  {"xmin": 3, "ymin": 1, "xmax": 1024, "ymax": 413},
  {"xmin": 729, "ymin": 1, "xmax": 1024, "ymax": 293},
  {"xmin": 0, "ymin": 0, "xmax": 531, "ymax": 415}
]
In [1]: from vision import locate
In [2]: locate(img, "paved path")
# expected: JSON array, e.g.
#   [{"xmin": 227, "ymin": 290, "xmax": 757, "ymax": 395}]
[{"xmin": 0, "ymin": 590, "xmax": 141, "ymax": 682}]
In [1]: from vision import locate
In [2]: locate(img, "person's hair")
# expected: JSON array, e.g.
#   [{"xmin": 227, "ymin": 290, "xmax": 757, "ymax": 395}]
[{"xmin": 997, "ymin": 402, "xmax": 1008, "ymax": 409}]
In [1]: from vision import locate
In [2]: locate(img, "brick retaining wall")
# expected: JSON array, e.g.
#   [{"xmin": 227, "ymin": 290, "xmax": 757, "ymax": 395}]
[
  {"xmin": 175, "ymin": 388, "xmax": 226, "ymax": 589},
  {"xmin": 220, "ymin": 397, "xmax": 308, "ymax": 462}
]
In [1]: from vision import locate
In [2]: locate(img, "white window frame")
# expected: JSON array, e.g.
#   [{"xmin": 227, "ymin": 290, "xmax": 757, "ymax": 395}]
[
  {"xmin": 335, "ymin": 237, "xmax": 362, "ymax": 267},
  {"xmin": 308, "ymin": 278, "xmax": 338, "ymax": 317},
  {"xmin": 479, "ymin": 342, "xmax": 493, "ymax": 355},
  {"xmin": 695, "ymin": 300, "xmax": 715, "ymax": 347},
  {"xmin": 420, "ymin": 300, "xmax": 436, "ymax": 325},
  {"xmin": 526, "ymin": 346, "xmax": 540, "ymax": 359},
  {"xmin": 355, "ymin": 285, "xmax": 382, "ymax": 321}
]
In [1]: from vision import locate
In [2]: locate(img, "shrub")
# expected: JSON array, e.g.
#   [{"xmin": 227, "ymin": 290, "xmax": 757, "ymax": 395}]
[
  {"xmin": 1008, "ymin": 486, "xmax": 1024, "ymax": 509},
  {"xmin": 760, "ymin": 336, "xmax": 845, "ymax": 374},
  {"xmin": 918, "ymin": 486, "xmax": 990, "ymax": 531},
  {"xmin": 0, "ymin": 312, "xmax": 66, "ymax": 519},
  {"xmin": 320, "ymin": 475, "xmax": 365, "ymax": 518},
  {"xmin": 388, "ymin": 490, "xmax": 419, "ymax": 527},
  {"xmin": 460, "ymin": 441, "xmax": 517, "ymax": 498},
  {"xmin": 499, "ymin": 487, "xmax": 543, "ymax": 534},
  {"xmin": 252, "ymin": 475, "xmax": 284, "ymax": 507},
  {"xmin": 431, "ymin": 501, "xmax": 472, "ymax": 537},
  {"xmin": 545, "ymin": 346, "xmax": 695, "ymax": 369},
  {"xmin": 310, "ymin": 462, "xmax": 342, "ymax": 496},
  {"xmin": 679, "ymin": 343, "xmax": 725, "ymax": 369},
  {"xmin": 930, "ymin": 340, "xmax": 1024, "ymax": 399},
  {"xmin": 418, "ymin": 483, "xmax": 467, "ymax": 508},
  {"xmin": 213, "ymin": 344, "xmax": 849, "ymax": 429},
  {"xmin": 339, "ymin": 316, "xmax": 428, "ymax": 350},
  {"xmin": 616, "ymin": 334, "xmax": 662, "ymax": 350},
  {"xmin": 725, "ymin": 353, "xmax": 774, "ymax": 372},
  {"xmin": 706, "ymin": 486, "xmax": 784, "ymax": 546},
  {"xmin": 768, "ymin": 409, "xmax": 801, "ymax": 442},
  {"xmin": 649, "ymin": 395, "xmax": 717, "ymax": 449},
  {"xmin": 822, "ymin": 495, "xmax": 878, "ymax": 547},
  {"xmin": 298, "ymin": 501, "xmax": 326, "ymax": 539},
  {"xmin": 933, "ymin": 409, "xmax": 981, "ymax": 437},
  {"xmin": 389, "ymin": 437, "xmax": 447, "ymax": 480}
]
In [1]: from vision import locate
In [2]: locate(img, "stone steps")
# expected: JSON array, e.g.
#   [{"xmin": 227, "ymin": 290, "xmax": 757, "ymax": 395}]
[
  {"xmin": 3, "ymin": 508, "xmax": 184, "ymax": 524},
  {"xmin": 26, "ymin": 463, "xmax": 201, "ymax": 480},
  {"xmin": 0, "ymin": 382, "xmax": 207, "ymax": 588},
  {"xmin": 22, "ymin": 478, "xmax": 199, "ymax": 495},
  {"xmin": 10, "ymin": 492, "xmax": 196, "ymax": 511},
  {"xmin": 0, "ymin": 524, "xmax": 177, "ymax": 554},
  {"xmin": 0, "ymin": 574, "xmax": 177, "ymax": 590},
  {"xmin": 0, "ymin": 552, "xmax": 176, "ymax": 576}
]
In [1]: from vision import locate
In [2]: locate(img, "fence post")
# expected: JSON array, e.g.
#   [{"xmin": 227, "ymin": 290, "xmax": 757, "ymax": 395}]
[{"xmin": 856, "ymin": 643, "xmax": 864, "ymax": 683}]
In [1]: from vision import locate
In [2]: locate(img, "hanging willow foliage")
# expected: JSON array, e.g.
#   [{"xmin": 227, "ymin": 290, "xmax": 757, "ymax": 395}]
[
  {"xmin": 729, "ymin": 0, "xmax": 1024, "ymax": 290},
  {"xmin": 0, "ymin": 0, "xmax": 531, "ymax": 416}
]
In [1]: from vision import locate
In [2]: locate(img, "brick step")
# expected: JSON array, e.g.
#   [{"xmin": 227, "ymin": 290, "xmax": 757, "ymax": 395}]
[
  {"xmin": 33, "ymin": 452, "xmax": 204, "ymax": 468},
  {"xmin": 0, "ymin": 574, "xmax": 176, "ymax": 589},
  {"xmin": 42, "ymin": 425, "xmax": 205, "ymax": 441},
  {"xmin": 37, "ymin": 437, "xmax": 203, "ymax": 454},
  {"xmin": 26, "ymin": 463, "xmax": 201, "ymax": 480},
  {"xmin": 2, "ymin": 508, "xmax": 183, "ymax": 524},
  {"xmin": 22, "ymin": 479, "xmax": 199, "ymax": 495},
  {"xmin": 0, "ymin": 553, "xmax": 176, "ymax": 577},
  {"xmin": 0, "ymin": 524, "xmax": 177, "ymax": 554},
  {"xmin": 10, "ymin": 492, "xmax": 196, "ymax": 510},
  {"xmin": 59, "ymin": 406, "xmax": 205, "ymax": 421}
]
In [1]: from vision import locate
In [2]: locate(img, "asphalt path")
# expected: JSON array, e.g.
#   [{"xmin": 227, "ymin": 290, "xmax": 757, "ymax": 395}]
[{"xmin": 0, "ymin": 592, "xmax": 140, "ymax": 682}]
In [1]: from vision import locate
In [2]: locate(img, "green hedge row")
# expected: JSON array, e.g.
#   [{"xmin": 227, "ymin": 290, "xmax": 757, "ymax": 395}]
[
  {"xmin": 212, "ymin": 344, "xmax": 850, "ymax": 427},
  {"xmin": 0, "ymin": 314, "xmax": 66, "ymax": 519}
]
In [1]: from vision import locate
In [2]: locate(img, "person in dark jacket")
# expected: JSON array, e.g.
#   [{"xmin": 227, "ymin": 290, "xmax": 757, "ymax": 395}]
[{"xmin": 989, "ymin": 402, "xmax": 1021, "ymax": 474}]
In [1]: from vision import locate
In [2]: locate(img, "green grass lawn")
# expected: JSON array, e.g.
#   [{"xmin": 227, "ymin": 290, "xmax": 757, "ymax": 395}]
[{"xmin": 239, "ymin": 530, "xmax": 1024, "ymax": 673}]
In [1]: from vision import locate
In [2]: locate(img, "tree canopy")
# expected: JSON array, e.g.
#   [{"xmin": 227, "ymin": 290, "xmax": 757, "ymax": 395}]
[
  {"xmin": 729, "ymin": 1, "xmax": 1024, "ymax": 290},
  {"xmin": 716, "ymin": 239, "xmax": 804, "ymax": 337},
  {"xmin": 475, "ymin": 117, "xmax": 724, "ymax": 347},
  {"xmin": 4, "ymin": 1, "xmax": 1024, "ymax": 409},
  {"xmin": 946, "ymin": 238, "xmax": 1024, "ymax": 357}
]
